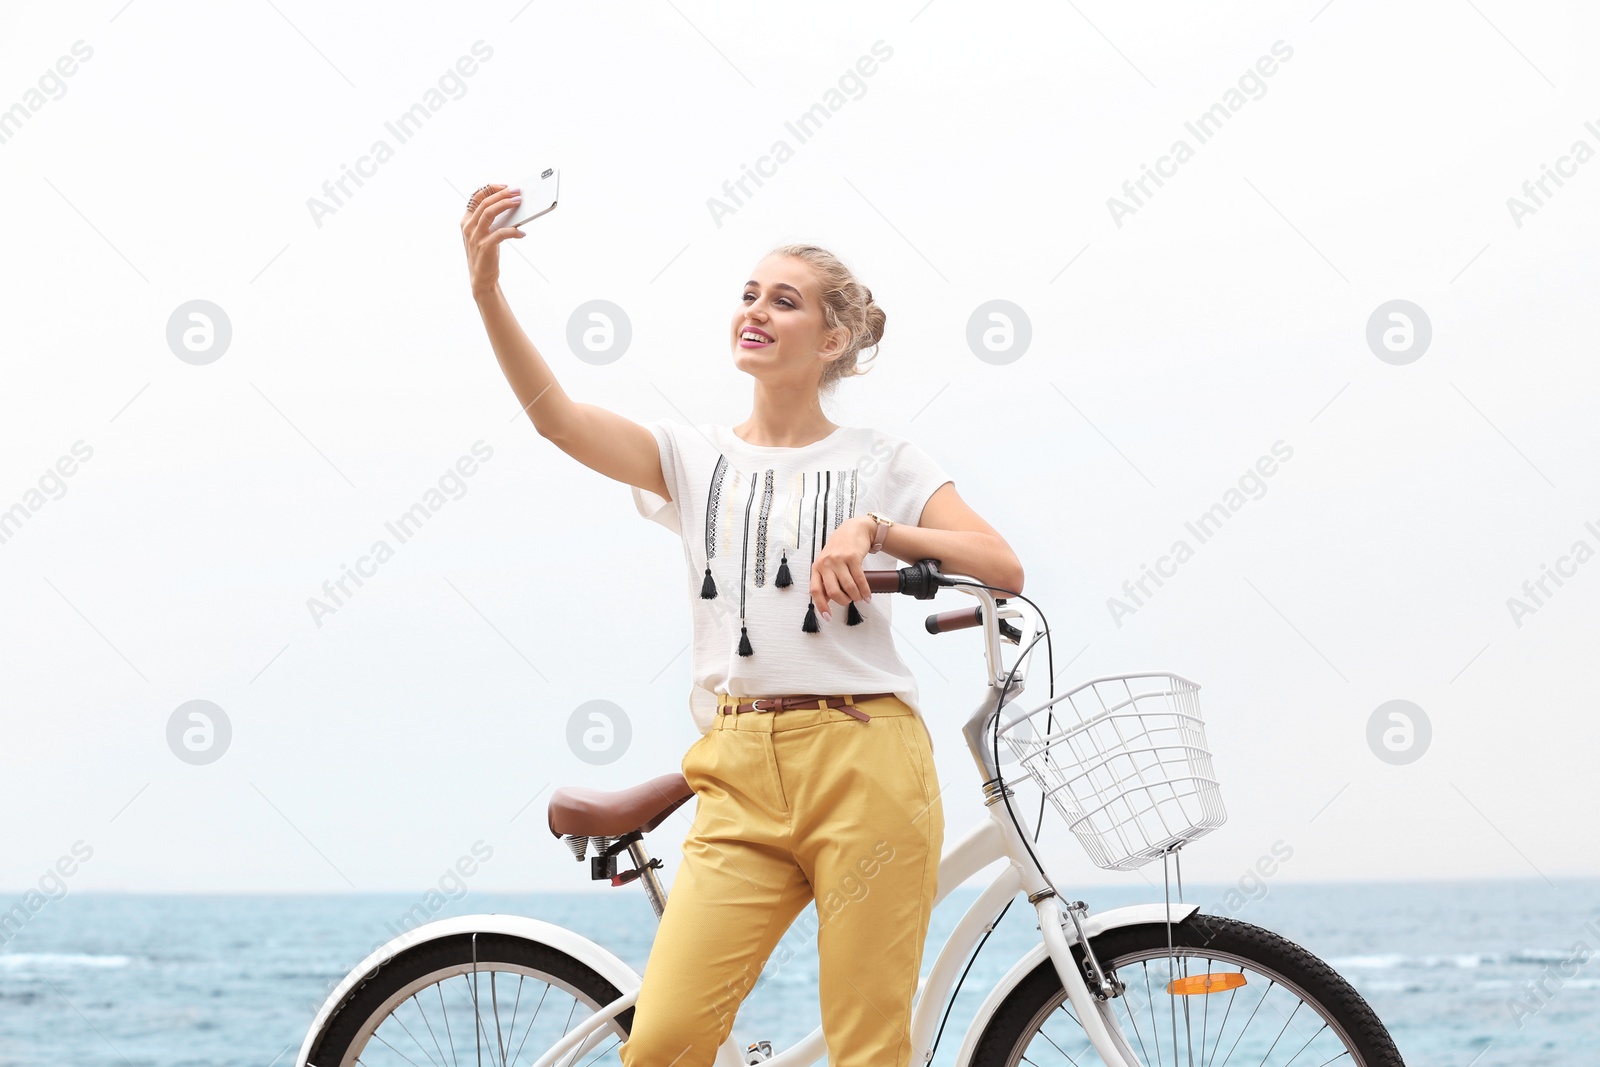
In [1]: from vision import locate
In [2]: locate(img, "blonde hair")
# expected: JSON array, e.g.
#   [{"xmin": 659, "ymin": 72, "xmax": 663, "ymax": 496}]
[{"xmin": 765, "ymin": 244, "xmax": 883, "ymax": 398}]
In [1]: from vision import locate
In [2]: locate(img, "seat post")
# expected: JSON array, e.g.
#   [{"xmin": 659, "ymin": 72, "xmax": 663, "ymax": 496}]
[{"xmin": 627, "ymin": 838, "xmax": 669, "ymax": 919}]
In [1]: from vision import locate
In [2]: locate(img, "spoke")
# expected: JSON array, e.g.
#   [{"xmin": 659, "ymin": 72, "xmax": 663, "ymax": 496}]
[
  {"xmin": 390, "ymin": 1003, "xmax": 449, "ymax": 1067},
  {"xmin": 508, "ymin": 985, "xmax": 551, "ymax": 1067},
  {"xmin": 1035, "ymin": 1017, "xmax": 1087, "ymax": 1067},
  {"xmin": 1168, "ymin": 950, "xmax": 1180, "ymax": 1067},
  {"xmin": 1116, "ymin": 985, "xmax": 1154, "ymax": 1067},
  {"xmin": 1279, "ymin": 1020, "xmax": 1330, "ymax": 1067},
  {"xmin": 1202, "ymin": 970, "xmax": 1245, "ymax": 1067},
  {"xmin": 1143, "ymin": 962, "xmax": 1163, "ymax": 1067},
  {"xmin": 1253, "ymin": 999, "xmax": 1301, "ymax": 1065},
  {"xmin": 492, "ymin": 971, "xmax": 509, "ymax": 1067},
  {"xmin": 502, "ymin": 976, "xmax": 526, "ymax": 1064},
  {"xmin": 1258, "ymin": 979, "xmax": 1323, "ymax": 1048},
  {"xmin": 1040, "ymin": 1000, "xmax": 1102, "ymax": 1067},
  {"xmin": 374, "ymin": 1029, "xmax": 434, "ymax": 1067},
  {"xmin": 554, "ymin": 999, "xmax": 580, "ymax": 1067},
  {"xmin": 411, "ymin": 989, "xmax": 454, "ymax": 1067},
  {"xmin": 1175, "ymin": 950, "xmax": 1197, "ymax": 1067},
  {"xmin": 1216, "ymin": 979, "xmax": 1275, "ymax": 1067},
  {"xmin": 472, "ymin": 961, "xmax": 485, "ymax": 1067},
  {"xmin": 577, "ymin": 1034, "xmax": 623, "ymax": 1067},
  {"xmin": 1101, "ymin": 955, "xmax": 1359, "ymax": 1067},
  {"xmin": 439, "ymin": 980, "xmax": 461, "ymax": 1067}
]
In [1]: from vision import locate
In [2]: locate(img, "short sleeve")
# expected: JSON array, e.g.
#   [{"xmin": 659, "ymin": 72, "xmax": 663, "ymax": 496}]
[
  {"xmin": 630, "ymin": 419, "xmax": 682, "ymax": 534},
  {"xmin": 881, "ymin": 436, "xmax": 953, "ymax": 527}
]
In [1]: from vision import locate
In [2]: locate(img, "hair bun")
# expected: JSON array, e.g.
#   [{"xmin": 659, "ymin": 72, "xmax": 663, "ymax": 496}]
[{"xmin": 763, "ymin": 242, "xmax": 883, "ymax": 396}]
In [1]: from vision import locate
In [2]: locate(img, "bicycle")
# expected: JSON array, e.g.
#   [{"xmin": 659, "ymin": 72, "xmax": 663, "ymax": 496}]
[{"xmin": 294, "ymin": 559, "xmax": 1405, "ymax": 1067}]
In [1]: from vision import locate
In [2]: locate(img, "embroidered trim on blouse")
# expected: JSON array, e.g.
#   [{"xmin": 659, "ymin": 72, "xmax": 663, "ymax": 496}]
[
  {"xmin": 704, "ymin": 454, "xmax": 728, "ymax": 561},
  {"xmin": 754, "ymin": 469, "xmax": 774, "ymax": 587}
]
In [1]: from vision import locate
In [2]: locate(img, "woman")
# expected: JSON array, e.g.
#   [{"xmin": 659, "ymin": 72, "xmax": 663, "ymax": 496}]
[{"xmin": 461, "ymin": 183, "xmax": 1024, "ymax": 1067}]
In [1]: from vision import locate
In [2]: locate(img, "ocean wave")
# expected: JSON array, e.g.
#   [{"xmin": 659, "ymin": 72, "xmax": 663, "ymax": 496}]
[
  {"xmin": 1331, "ymin": 951, "xmax": 1579, "ymax": 970},
  {"xmin": 0, "ymin": 952, "xmax": 135, "ymax": 970},
  {"xmin": 1507, "ymin": 949, "xmax": 1576, "ymax": 965},
  {"xmin": 1358, "ymin": 979, "xmax": 1428, "ymax": 993},
  {"xmin": 1330, "ymin": 954, "xmax": 1407, "ymax": 969}
]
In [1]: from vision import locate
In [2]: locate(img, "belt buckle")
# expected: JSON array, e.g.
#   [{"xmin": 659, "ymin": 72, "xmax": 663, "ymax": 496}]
[{"xmin": 751, "ymin": 698, "xmax": 775, "ymax": 712}]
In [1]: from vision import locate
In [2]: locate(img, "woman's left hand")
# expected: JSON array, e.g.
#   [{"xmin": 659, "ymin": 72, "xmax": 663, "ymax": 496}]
[{"xmin": 809, "ymin": 516, "xmax": 876, "ymax": 621}]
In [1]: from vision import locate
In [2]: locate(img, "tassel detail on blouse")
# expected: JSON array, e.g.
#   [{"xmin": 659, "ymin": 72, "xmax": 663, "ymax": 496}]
[
  {"xmin": 801, "ymin": 470, "xmax": 822, "ymax": 633},
  {"xmin": 736, "ymin": 471, "xmax": 758, "ymax": 658},
  {"xmin": 846, "ymin": 601, "xmax": 862, "ymax": 625},
  {"xmin": 701, "ymin": 454, "xmax": 728, "ymax": 601},
  {"xmin": 774, "ymin": 550, "xmax": 792, "ymax": 588}
]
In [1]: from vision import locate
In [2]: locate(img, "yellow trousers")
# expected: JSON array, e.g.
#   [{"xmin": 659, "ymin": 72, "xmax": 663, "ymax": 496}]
[{"xmin": 618, "ymin": 693, "xmax": 944, "ymax": 1067}]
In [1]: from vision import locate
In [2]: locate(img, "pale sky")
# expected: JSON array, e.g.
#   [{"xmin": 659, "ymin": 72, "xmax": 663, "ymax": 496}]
[{"xmin": 2, "ymin": 0, "xmax": 1596, "ymax": 897}]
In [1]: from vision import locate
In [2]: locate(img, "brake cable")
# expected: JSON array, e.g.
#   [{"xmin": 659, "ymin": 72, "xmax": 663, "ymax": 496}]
[
  {"xmin": 938, "ymin": 577, "xmax": 1058, "ymax": 895},
  {"xmin": 921, "ymin": 575, "xmax": 1057, "ymax": 1064}
]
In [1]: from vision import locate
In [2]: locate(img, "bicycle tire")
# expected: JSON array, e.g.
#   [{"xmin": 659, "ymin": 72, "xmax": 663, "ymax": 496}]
[
  {"xmin": 970, "ymin": 914, "xmax": 1404, "ymax": 1067},
  {"xmin": 305, "ymin": 932, "xmax": 632, "ymax": 1067}
]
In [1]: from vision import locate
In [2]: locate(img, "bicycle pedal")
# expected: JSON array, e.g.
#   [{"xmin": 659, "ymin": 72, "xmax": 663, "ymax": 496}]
[{"xmin": 744, "ymin": 1039, "xmax": 773, "ymax": 1063}]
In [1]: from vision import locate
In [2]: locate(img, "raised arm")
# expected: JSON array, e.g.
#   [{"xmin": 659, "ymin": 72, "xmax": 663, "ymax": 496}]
[{"xmin": 462, "ymin": 184, "xmax": 669, "ymax": 502}]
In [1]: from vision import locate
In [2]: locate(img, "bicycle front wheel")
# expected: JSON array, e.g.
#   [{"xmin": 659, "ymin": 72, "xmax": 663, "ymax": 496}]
[
  {"xmin": 971, "ymin": 914, "xmax": 1404, "ymax": 1067},
  {"xmin": 305, "ymin": 932, "xmax": 632, "ymax": 1067}
]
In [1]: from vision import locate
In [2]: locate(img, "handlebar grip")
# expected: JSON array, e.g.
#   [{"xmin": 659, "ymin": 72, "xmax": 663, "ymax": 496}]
[
  {"xmin": 926, "ymin": 606, "xmax": 984, "ymax": 634},
  {"xmin": 865, "ymin": 570, "xmax": 902, "ymax": 594},
  {"xmin": 863, "ymin": 559, "xmax": 946, "ymax": 599}
]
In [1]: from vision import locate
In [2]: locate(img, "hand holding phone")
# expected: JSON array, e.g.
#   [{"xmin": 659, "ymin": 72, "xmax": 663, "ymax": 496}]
[{"xmin": 491, "ymin": 166, "xmax": 559, "ymax": 229}]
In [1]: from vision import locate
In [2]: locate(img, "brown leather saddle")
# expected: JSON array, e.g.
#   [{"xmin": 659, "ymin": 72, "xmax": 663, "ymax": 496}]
[{"xmin": 546, "ymin": 772, "xmax": 695, "ymax": 839}]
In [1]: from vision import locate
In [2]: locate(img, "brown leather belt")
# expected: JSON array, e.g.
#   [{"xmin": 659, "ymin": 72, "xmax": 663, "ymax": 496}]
[{"xmin": 722, "ymin": 691, "xmax": 898, "ymax": 723}]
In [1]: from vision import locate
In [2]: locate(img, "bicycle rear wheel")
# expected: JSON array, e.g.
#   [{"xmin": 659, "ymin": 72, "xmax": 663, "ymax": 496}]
[
  {"xmin": 971, "ymin": 914, "xmax": 1404, "ymax": 1067},
  {"xmin": 305, "ymin": 932, "xmax": 631, "ymax": 1067}
]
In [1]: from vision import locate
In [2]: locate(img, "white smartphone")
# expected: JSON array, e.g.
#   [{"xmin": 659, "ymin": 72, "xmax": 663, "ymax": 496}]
[{"xmin": 491, "ymin": 166, "xmax": 559, "ymax": 229}]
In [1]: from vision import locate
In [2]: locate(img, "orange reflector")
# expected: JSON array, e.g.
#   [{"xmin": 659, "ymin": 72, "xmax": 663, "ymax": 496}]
[{"xmin": 1166, "ymin": 972, "xmax": 1248, "ymax": 996}]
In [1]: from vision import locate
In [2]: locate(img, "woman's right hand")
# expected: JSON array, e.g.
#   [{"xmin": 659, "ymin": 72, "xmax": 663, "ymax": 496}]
[{"xmin": 461, "ymin": 183, "xmax": 525, "ymax": 300}]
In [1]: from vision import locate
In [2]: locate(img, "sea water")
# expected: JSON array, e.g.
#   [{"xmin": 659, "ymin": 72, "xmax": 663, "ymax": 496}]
[{"xmin": 0, "ymin": 879, "xmax": 1594, "ymax": 1066}]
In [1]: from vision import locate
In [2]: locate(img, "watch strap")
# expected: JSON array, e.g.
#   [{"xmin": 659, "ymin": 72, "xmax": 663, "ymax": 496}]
[{"xmin": 869, "ymin": 511, "xmax": 894, "ymax": 554}]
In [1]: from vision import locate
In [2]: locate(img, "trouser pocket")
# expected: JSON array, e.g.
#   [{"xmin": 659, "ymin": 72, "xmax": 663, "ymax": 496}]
[{"xmin": 889, "ymin": 715, "xmax": 936, "ymax": 807}]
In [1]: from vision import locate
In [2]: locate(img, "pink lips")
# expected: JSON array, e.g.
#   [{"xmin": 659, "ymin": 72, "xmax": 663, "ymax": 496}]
[{"xmin": 738, "ymin": 326, "xmax": 774, "ymax": 349}]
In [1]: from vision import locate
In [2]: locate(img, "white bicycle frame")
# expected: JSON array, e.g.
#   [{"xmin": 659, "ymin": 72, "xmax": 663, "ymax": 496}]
[{"xmin": 298, "ymin": 577, "xmax": 1189, "ymax": 1067}]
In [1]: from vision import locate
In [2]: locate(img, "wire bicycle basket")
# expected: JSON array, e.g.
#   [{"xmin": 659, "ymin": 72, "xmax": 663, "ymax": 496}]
[{"xmin": 997, "ymin": 672, "xmax": 1226, "ymax": 871}]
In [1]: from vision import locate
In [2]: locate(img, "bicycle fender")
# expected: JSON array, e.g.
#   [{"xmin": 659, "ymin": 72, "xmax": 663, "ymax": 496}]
[
  {"xmin": 295, "ymin": 913, "xmax": 642, "ymax": 1067},
  {"xmin": 951, "ymin": 902, "xmax": 1200, "ymax": 1067}
]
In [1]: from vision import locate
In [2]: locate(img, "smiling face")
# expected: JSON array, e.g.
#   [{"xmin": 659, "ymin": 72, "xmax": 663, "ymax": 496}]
[{"xmin": 731, "ymin": 254, "xmax": 846, "ymax": 384}]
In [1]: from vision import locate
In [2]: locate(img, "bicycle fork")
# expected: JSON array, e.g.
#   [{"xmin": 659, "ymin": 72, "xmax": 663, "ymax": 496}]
[
  {"xmin": 1034, "ymin": 892, "xmax": 1145, "ymax": 1067},
  {"xmin": 990, "ymin": 789, "xmax": 1144, "ymax": 1067}
]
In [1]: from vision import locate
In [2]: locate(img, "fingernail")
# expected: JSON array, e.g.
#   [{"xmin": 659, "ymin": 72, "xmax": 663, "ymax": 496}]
[{"xmin": 821, "ymin": 609, "xmax": 831, "ymax": 621}]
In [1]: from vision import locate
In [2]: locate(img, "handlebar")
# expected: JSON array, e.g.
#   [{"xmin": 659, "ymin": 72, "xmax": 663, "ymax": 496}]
[
  {"xmin": 870, "ymin": 559, "xmax": 1046, "ymax": 776},
  {"xmin": 863, "ymin": 558, "xmax": 949, "ymax": 599},
  {"xmin": 863, "ymin": 559, "xmax": 1021, "ymax": 641}
]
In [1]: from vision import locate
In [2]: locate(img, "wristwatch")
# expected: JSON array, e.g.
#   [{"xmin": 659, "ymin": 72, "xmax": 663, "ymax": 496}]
[{"xmin": 866, "ymin": 510, "xmax": 896, "ymax": 554}]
